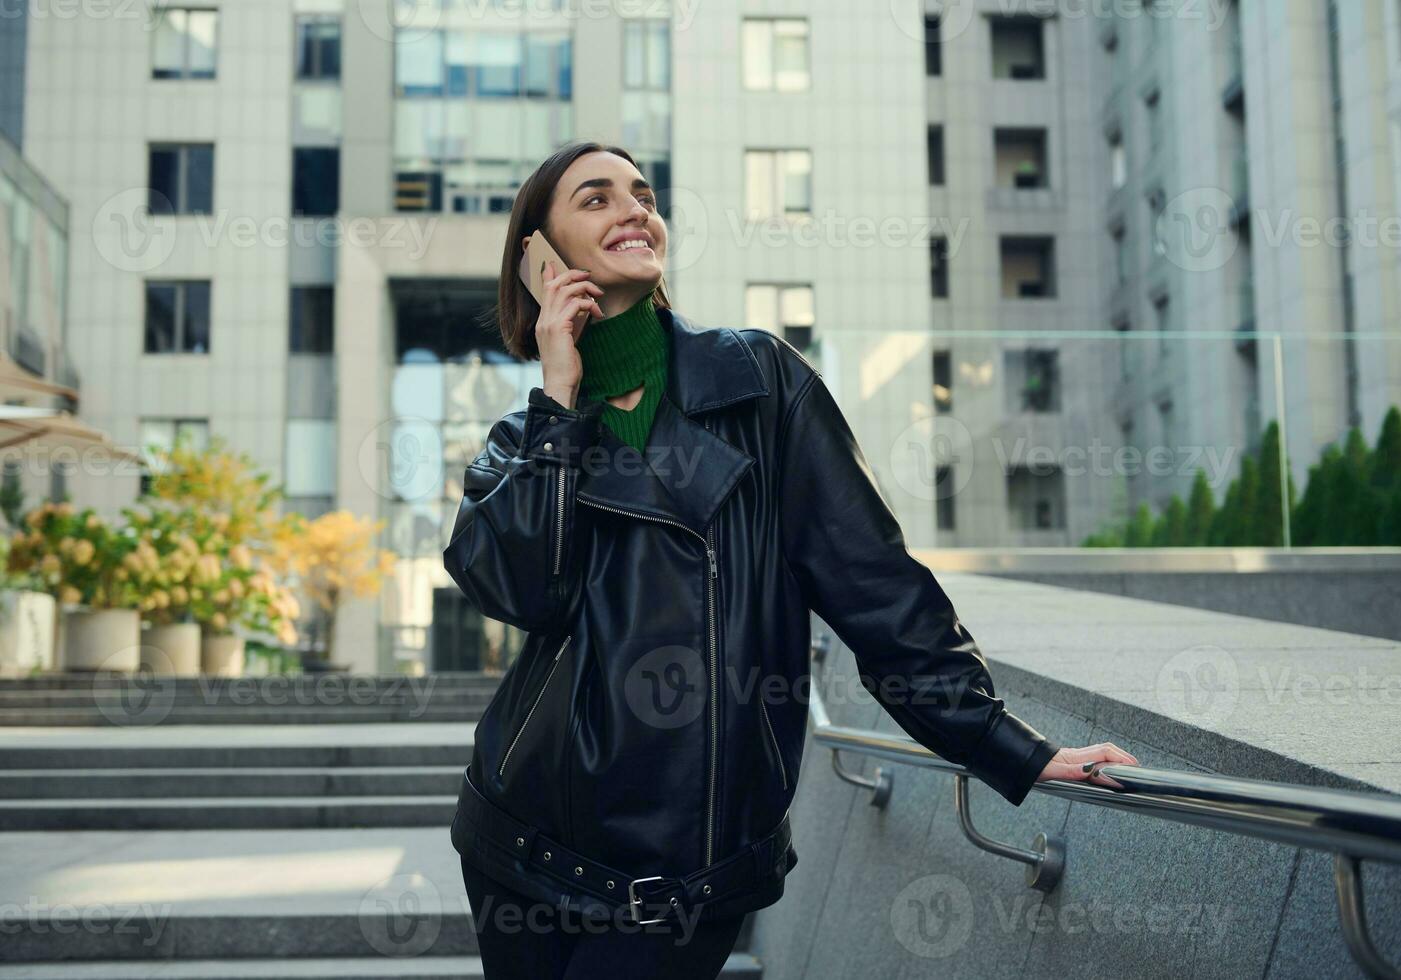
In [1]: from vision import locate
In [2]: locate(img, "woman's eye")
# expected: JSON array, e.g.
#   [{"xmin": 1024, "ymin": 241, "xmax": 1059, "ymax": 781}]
[{"xmin": 584, "ymin": 193, "xmax": 657, "ymax": 208}]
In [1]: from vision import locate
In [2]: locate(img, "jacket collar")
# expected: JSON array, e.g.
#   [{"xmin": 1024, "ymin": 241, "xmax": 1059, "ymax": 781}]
[{"xmin": 574, "ymin": 306, "xmax": 771, "ymax": 536}]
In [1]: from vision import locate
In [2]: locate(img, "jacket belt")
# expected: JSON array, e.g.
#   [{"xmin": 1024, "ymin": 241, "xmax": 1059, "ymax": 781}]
[{"xmin": 457, "ymin": 764, "xmax": 792, "ymax": 924}]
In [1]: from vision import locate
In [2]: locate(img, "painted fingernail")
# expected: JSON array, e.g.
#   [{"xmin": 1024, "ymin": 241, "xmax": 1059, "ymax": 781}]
[{"xmin": 1082, "ymin": 763, "xmax": 1095, "ymax": 772}]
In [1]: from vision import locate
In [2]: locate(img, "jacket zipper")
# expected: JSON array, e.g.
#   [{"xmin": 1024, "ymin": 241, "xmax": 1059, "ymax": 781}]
[
  {"xmin": 551, "ymin": 466, "xmax": 566, "ymax": 577},
  {"xmin": 759, "ymin": 698, "xmax": 788, "ymax": 790},
  {"xmin": 498, "ymin": 634, "xmax": 572, "ymax": 778},
  {"xmin": 574, "ymin": 418, "xmax": 722, "ymax": 867}
]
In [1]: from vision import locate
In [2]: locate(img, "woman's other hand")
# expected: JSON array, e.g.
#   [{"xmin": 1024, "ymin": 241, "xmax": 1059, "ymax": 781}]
[{"xmin": 1036, "ymin": 742, "xmax": 1140, "ymax": 790}]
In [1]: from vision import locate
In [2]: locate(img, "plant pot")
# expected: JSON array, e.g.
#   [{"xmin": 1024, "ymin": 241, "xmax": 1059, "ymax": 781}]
[
  {"xmin": 141, "ymin": 622, "xmax": 202, "ymax": 676},
  {"xmin": 0, "ymin": 590, "xmax": 57, "ymax": 677},
  {"xmin": 201, "ymin": 631, "xmax": 245, "ymax": 677},
  {"xmin": 61, "ymin": 608, "xmax": 141, "ymax": 672},
  {"xmin": 300, "ymin": 654, "xmax": 349, "ymax": 674}
]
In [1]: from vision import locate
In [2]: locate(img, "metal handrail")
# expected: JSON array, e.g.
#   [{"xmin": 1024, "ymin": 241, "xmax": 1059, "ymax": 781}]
[{"xmin": 805, "ymin": 631, "xmax": 1401, "ymax": 980}]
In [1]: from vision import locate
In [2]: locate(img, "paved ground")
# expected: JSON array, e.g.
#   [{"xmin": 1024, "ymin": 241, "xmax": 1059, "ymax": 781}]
[
  {"xmin": 0, "ymin": 826, "xmax": 465, "ymax": 916},
  {"xmin": 933, "ymin": 572, "xmax": 1401, "ymax": 794}
]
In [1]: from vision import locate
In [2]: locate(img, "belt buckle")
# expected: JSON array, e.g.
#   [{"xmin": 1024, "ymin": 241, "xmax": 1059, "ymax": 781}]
[{"xmin": 627, "ymin": 875, "xmax": 675, "ymax": 925}]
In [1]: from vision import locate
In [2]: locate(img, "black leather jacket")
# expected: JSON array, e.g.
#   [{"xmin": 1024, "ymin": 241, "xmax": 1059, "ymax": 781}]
[{"xmin": 444, "ymin": 306, "xmax": 1060, "ymax": 922}]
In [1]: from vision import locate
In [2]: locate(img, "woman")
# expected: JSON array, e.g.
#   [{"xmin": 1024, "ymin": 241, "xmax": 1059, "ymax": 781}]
[{"xmin": 445, "ymin": 141, "xmax": 1140, "ymax": 979}]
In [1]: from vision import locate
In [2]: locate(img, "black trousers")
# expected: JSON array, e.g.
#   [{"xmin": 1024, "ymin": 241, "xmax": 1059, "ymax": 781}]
[{"xmin": 461, "ymin": 855, "xmax": 748, "ymax": 979}]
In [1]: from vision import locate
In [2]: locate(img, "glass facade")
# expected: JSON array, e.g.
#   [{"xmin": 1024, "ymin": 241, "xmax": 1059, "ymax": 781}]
[
  {"xmin": 0, "ymin": 149, "xmax": 68, "ymax": 375},
  {"xmin": 393, "ymin": 26, "xmax": 573, "ymax": 213}
]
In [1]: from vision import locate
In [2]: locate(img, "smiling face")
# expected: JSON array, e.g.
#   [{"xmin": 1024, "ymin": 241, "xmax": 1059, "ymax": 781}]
[{"xmin": 531, "ymin": 151, "xmax": 667, "ymax": 307}]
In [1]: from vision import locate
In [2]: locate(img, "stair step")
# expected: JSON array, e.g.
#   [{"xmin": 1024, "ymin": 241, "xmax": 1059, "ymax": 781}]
[
  {"xmin": 0, "ymin": 673, "xmax": 502, "ymax": 692},
  {"xmin": 0, "ymin": 706, "xmax": 489, "ymax": 726},
  {"xmin": 0, "ymin": 795, "xmax": 457, "ymax": 830},
  {"xmin": 0, "ymin": 691, "xmax": 496, "ymax": 707},
  {"xmin": 0, "ymin": 766, "xmax": 464, "ymax": 799},
  {"xmin": 0, "ymin": 954, "xmax": 764, "ymax": 978},
  {"xmin": 0, "ymin": 743, "xmax": 472, "ymax": 771},
  {"xmin": 0, "ymin": 957, "xmax": 490, "ymax": 979}
]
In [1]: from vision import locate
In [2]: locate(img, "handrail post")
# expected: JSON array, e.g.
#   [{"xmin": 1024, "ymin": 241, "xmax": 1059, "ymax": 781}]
[
  {"xmin": 1333, "ymin": 852, "xmax": 1401, "ymax": 980},
  {"xmin": 954, "ymin": 774, "xmax": 1065, "ymax": 893}
]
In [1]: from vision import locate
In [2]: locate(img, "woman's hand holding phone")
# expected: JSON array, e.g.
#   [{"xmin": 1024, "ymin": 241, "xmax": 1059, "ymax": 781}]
[{"xmin": 536, "ymin": 259, "xmax": 604, "ymax": 409}]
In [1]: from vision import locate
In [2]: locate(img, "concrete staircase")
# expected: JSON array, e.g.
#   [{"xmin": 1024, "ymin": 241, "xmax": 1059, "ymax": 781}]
[
  {"xmin": 0, "ymin": 673, "xmax": 499, "ymax": 726},
  {"xmin": 0, "ymin": 697, "xmax": 767, "ymax": 979},
  {"xmin": 0, "ymin": 736, "xmax": 463, "ymax": 831}
]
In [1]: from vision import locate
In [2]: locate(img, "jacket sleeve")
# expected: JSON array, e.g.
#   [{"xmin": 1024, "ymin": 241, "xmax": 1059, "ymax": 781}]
[
  {"xmin": 442, "ymin": 386, "xmax": 605, "ymax": 633},
  {"xmin": 776, "ymin": 366, "xmax": 1060, "ymax": 807}
]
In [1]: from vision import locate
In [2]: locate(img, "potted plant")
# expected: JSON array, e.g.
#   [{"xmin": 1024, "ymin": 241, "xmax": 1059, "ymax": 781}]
[
  {"xmin": 120, "ymin": 504, "xmax": 209, "ymax": 675},
  {"xmin": 278, "ymin": 510, "xmax": 396, "ymax": 672},
  {"xmin": 6, "ymin": 501, "xmax": 156, "ymax": 672},
  {"xmin": 137, "ymin": 434, "xmax": 303, "ymax": 677},
  {"xmin": 0, "ymin": 534, "xmax": 57, "ymax": 677}
]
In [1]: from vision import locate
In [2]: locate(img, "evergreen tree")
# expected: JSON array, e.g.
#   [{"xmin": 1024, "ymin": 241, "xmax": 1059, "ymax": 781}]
[
  {"xmin": 1371, "ymin": 407, "xmax": 1401, "ymax": 493},
  {"xmin": 1185, "ymin": 470, "xmax": 1215, "ymax": 545},
  {"xmin": 1340, "ymin": 427, "xmax": 1374, "ymax": 544},
  {"xmin": 1208, "ymin": 479, "xmax": 1238, "ymax": 545},
  {"xmin": 1231, "ymin": 456, "xmax": 1259, "ymax": 544},
  {"xmin": 1254, "ymin": 421, "xmax": 1286, "ymax": 546},
  {"xmin": 1159, "ymin": 495, "xmax": 1188, "ymax": 545},
  {"xmin": 1292, "ymin": 447, "xmax": 1338, "ymax": 546},
  {"xmin": 1124, "ymin": 502, "xmax": 1154, "ymax": 547}
]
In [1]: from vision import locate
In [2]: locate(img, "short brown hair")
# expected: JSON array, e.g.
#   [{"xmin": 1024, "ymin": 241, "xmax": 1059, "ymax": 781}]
[{"xmin": 493, "ymin": 140, "xmax": 672, "ymax": 361}]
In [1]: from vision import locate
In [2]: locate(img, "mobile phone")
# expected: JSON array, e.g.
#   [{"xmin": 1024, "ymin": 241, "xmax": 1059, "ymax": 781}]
[{"xmin": 519, "ymin": 230, "xmax": 578, "ymax": 308}]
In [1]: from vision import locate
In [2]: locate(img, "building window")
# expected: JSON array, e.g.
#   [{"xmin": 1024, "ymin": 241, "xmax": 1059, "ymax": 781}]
[
  {"xmin": 295, "ymin": 14, "xmax": 341, "ymax": 80},
  {"xmin": 935, "ymin": 465, "xmax": 955, "ymax": 530},
  {"xmin": 745, "ymin": 149, "xmax": 811, "ymax": 219},
  {"xmin": 1000, "ymin": 236, "xmax": 1056, "ymax": 298},
  {"xmin": 1109, "ymin": 131, "xmax": 1127, "ymax": 188},
  {"xmin": 149, "ymin": 143, "xmax": 213, "ymax": 214},
  {"xmin": 928, "ymin": 125, "xmax": 945, "ymax": 186},
  {"xmin": 392, "ymin": 27, "xmax": 572, "ymax": 214},
  {"xmin": 930, "ymin": 236, "xmax": 950, "ymax": 298},
  {"xmin": 622, "ymin": 18, "xmax": 671, "ymax": 206},
  {"xmin": 1112, "ymin": 226, "xmax": 1127, "ymax": 284},
  {"xmin": 1144, "ymin": 88, "xmax": 1162, "ymax": 150},
  {"xmin": 293, "ymin": 148, "xmax": 339, "ymax": 216},
  {"xmin": 139, "ymin": 418, "xmax": 209, "ymax": 494},
  {"xmin": 144, "ymin": 280, "xmax": 211, "ymax": 354},
  {"xmin": 994, "ymin": 127, "xmax": 1048, "ymax": 188},
  {"xmin": 742, "ymin": 18, "xmax": 809, "ymax": 91},
  {"xmin": 932, "ymin": 349, "xmax": 952, "ymax": 411},
  {"xmin": 1114, "ymin": 317, "xmax": 1132, "ymax": 379},
  {"xmin": 624, "ymin": 19, "xmax": 670, "ymax": 90},
  {"xmin": 924, "ymin": 16, "xmax": 942, "ymax": 76},
  {"xmin": 285, "ymin": 419, "xmax": 337, "ymax": 498},
  {"xmin": 745, "ymin": 284, "xmax": 816, "ymax": 355},
  {"xmin": 152, "ymin": 7, "xmax": 217, "ymax": 80},
  {"xmin": 1154, "ymin": 293, "xmax": 1171, "ymax": 352},
  {"xmin": 290, "ymin": 286, "xmax": 335, "ymax": 354},
  {"xmin": 1006, "ymin": 463, "xmax": 1065, "ymax": 529},
  {"xmin": 1004, "ymin": 348, "xmax": 1061, "ymax": 413},
  {"xmin": 990, "ymin": 16, "xmax": 1045, "ymax": 80}
]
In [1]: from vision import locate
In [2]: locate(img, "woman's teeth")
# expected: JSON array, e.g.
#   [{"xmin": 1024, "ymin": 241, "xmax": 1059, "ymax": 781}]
[{"xmin": 609, "ymin": 240, "xmax": 651, "ymax": 252}]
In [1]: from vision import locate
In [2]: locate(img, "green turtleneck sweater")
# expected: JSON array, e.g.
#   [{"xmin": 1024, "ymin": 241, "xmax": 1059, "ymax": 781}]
[{"xmin": 575, "ymin": 293, "xmax": 669, "ymax": 452}]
